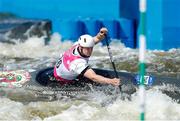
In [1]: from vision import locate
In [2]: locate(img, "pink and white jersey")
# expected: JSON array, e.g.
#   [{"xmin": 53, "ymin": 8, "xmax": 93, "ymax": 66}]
[{"xmin": 54, "ymin": 44, "xmax": 89, "ymax": 81}]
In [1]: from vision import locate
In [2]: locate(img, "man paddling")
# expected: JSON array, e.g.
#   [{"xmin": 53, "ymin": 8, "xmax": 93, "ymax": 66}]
[{"xmin": 54, "ymin": 27, "xmax": 120, "ymax": 86}]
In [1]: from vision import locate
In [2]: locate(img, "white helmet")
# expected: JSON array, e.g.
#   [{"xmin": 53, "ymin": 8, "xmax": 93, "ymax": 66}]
[{"xmin": 78, "ymin": 34, "xmax": 95, "ymax": 47}]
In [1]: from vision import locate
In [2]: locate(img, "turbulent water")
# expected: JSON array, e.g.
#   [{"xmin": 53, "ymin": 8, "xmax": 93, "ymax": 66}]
[{"xmin": 0, "ymin": 33, "xmax": 180, "ymax": 120}]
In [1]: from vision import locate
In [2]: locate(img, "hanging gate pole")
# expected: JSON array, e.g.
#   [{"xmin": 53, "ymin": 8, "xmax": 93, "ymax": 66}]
[{"xmin": 138, "ymin": 0, "xmax": 147, "ymax": 121}]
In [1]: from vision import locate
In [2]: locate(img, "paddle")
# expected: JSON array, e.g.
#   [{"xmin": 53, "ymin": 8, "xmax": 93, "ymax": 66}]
[{"xmin": 105, "ymin": 35, "xmax": 122, "ymax": 92}]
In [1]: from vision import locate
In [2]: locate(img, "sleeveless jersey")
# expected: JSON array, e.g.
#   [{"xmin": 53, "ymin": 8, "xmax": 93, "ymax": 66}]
[{"xmin": 54, "ymin": 45, "xmax": 89, "ymax": 81}]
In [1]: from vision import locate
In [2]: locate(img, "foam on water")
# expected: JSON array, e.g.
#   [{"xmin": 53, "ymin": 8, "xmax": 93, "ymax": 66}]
[
  {"xmin": 1, "ymin": 87, "xmax": 180, "ymax": 120},
  {"xmin": 0, "ymin": 98, "xmax": 25, "ymax": 120},
  {"xmin": 0, "ymin": 33, "xmax": 73, "ymax": 58}
]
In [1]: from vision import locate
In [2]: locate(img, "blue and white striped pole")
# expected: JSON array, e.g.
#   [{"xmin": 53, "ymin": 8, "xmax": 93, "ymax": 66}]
[{"xmin": 139, "ymin": 0, "xmax": 146, "ymax": 121}]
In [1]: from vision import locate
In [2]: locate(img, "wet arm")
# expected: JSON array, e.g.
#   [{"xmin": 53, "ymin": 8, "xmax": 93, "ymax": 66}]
[{"xmin": 84, "ymin": 68, "xmax": 114, "ymax": 85}]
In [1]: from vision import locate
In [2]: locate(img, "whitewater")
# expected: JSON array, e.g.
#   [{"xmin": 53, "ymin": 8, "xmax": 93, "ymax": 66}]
[{"xmin": 0, "ymin": 33, "xmax": 180, "ymax": 121}]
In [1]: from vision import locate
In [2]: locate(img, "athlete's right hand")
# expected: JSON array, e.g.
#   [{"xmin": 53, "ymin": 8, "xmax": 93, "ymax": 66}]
[
  {"xmin": 100, "ymin": 27, "xmax": 108, "ymax": 36},
  {"xmin": 110, "ymin": 78, "xmax": 120, "ymax": 86}
]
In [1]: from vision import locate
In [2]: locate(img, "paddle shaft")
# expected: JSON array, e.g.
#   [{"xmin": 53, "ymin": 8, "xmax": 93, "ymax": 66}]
[
  {"xmin": 105, "ymin": 44, "xmax": 118, "ymax": 78},
  {"xmin": 105, "ymin": 36, "xmax": 122, "ymax": 91}
]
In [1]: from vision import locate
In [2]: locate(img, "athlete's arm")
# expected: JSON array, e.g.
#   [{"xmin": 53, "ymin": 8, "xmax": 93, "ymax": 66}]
[{"xmin": 83, "ymin": 68, "xmax": 120, "ymax": 86}]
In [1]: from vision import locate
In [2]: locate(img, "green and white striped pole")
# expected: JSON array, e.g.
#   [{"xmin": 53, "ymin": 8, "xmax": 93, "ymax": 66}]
[{"xmin": 139, "ymin": 0, "xmax": 146, "ymax": 121}]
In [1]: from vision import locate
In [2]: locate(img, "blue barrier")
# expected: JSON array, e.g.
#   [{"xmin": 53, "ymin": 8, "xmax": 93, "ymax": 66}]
[
  {"xmin": 101, "ymin": 19, "xmax": 135, "ymax": 48},
  {"xmin": 102, "ymin": 19, "xmax": 120, "ymax": 39},
  {"xmin": 0, "ymin": 0, "xmax": 137, "ymax": 49},
  {"xmin": 80, "ymin": 19, "xmax": 103, "ymax": 36},
  {"xmin": 116, "ymin": 19, "xmax": 135, "ymax": 48},
  {"xmin": 2, "ymin": 0, "xmax": 180, "ymax": 50},
  {"xmin": 56, "ymin": 19, "xmax": 84, "ymax": 41},
  {"xmin": 45, "ymin": 17, "xmax": 135, "ymax": 47},
  {"xmin": 0, "ymin": 0, "xmax": 120, "ymax": 19},
  {"xmin": 144, "ymin": 0, "xmax": 180, "ymax": 50},
  {"xmin": 163, "ymin": 27, "xmax": 180, "ymax": 49},
  {"xmin": 53, "ymin": 18, "xmax": 135, "ymax": 48}
]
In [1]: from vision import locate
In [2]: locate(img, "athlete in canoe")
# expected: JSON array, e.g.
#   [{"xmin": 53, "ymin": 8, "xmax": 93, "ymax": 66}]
[{"xmin": 54, "ymin": 27, "xmax": 120, "ymax": 86}]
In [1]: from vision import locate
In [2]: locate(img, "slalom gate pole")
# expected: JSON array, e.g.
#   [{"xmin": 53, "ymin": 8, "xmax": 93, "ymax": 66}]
[{"xmin": 139, "ymin": 0, "xmax": 147, "ymax": 121}]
